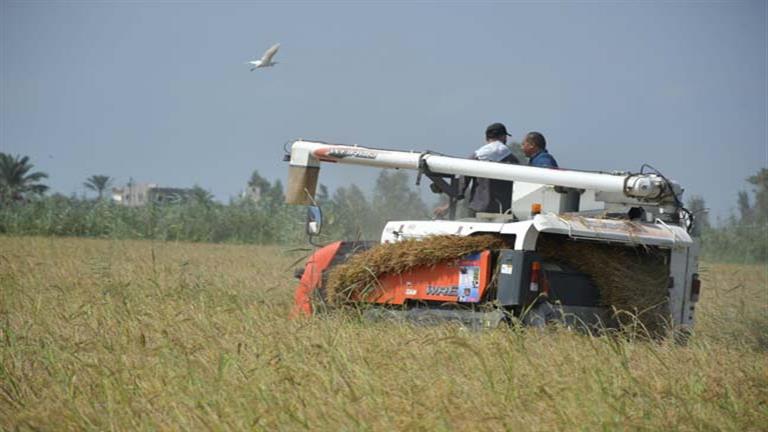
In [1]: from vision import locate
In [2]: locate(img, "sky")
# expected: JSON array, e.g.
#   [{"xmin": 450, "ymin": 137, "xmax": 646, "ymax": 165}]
[{"xmin": 1, "ymin": 0, "xmax": 766, "ymax": 222}]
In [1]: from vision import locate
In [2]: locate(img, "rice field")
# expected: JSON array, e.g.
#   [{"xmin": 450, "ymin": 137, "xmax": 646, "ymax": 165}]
[{"xmin": 1, "ymin": 236, "xmax": 766, "ymax": 431}]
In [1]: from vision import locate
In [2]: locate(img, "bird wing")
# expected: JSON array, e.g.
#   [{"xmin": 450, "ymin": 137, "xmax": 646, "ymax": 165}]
[{"xmin": 261, "ymin": 43, "xmax": 280, "ymax": 63}]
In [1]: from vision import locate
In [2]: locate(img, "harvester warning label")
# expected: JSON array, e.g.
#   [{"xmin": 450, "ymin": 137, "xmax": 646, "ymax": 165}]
[{"xmin": 457, "ymin": 266, "xmax": 480, "ymax": 302}]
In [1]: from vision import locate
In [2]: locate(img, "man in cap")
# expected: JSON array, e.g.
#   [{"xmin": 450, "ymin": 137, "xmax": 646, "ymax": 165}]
[{"xmin": 434, "ymin": 122, "xmax": 519, "ymax": 217}]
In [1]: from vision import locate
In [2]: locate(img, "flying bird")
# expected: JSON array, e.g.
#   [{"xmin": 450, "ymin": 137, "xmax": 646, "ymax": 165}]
[{"xmin": 248, "ymin": 43, "xmax": 280, "ymax": 71}]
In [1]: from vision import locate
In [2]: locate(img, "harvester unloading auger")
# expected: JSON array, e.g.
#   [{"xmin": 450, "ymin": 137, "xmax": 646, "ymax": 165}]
[{"xmin": 284, "ymin": 140, "xmax": 701, "ymax": 336}]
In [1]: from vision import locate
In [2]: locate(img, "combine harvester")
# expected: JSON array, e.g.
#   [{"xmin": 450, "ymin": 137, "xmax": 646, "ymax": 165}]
[{"xmin": 284, "ymin": 140, "xmax": 701, "ymax": 336}]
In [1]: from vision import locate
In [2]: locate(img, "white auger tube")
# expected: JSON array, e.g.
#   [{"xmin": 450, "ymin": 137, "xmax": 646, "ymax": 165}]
[{"xmin": 285, "ymin": 140, "xmax": 668, "ymax": 205}]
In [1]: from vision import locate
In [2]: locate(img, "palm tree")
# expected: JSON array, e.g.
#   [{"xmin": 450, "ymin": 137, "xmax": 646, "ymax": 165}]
[
  {"xmin": 83, "ymin": 175, "xmax": 113, "ymax": 200},
  {"xmin": 189, "ymin": 185, "xmax": 214, "ymax": 205},
  {"xmin": 0, "ymin": 153, "xmax": 49, "ymax": 204}
]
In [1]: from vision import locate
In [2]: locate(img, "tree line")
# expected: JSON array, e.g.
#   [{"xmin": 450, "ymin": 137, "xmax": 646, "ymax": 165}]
[
  {"xmin": 0, "ymin": 152, "xmax": 428, "ymax": 244},
  {"xmin": 689, "ymin": 169, "xmax": 767, "ymax": 263},
  {"xmin": 0, "ymin": 152, "xmax": 765, "ymax": 262}
]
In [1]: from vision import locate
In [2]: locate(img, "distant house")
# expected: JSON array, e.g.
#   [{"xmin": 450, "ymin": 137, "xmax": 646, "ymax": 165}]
[
  {"xmin": 112, "ymin": 181, "xmax": 192, "ymax": 206},
  {"xmin": 241, "ymin": 184, "xmax": 263, "ymax": 203},
  {"xmin": 148, "ymin": 187, "xmax": 193, "ymax": 204}
]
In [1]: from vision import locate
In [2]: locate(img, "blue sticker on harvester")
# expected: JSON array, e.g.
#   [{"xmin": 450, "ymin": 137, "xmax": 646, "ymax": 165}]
[{"xmin": 457, "ymin": 265, "xmax": 480, "ymax": 302}]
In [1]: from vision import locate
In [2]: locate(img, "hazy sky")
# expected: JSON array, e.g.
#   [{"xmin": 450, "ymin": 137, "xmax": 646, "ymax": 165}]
[{"xmin": 2, "ymin": 1, "xmax": 766, "ymax": 222}]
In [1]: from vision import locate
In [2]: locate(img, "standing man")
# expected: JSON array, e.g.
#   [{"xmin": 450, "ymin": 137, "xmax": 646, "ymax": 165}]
[
  {"xmin": 522, "ymin": 131, "xmax": 558, "ymax": 168},
  {"xmin": 434, "ymin": 122, "xmax": 519, "ymax": 217}
]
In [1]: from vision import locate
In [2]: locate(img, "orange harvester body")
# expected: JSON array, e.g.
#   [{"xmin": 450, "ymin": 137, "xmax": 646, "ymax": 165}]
[
  {"xmin": 291, "ymin": 241, "xmax": 343, "ymax": 318},
  {"xmin": 292, "ymin": 242, "xmax": 492, "ymax": 317}
]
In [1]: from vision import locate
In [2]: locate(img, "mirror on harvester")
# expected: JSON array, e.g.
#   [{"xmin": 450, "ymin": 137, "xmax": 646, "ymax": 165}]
[{"xmin": 306, "ymin": 206, "xmax": 323, "ymax": 236}]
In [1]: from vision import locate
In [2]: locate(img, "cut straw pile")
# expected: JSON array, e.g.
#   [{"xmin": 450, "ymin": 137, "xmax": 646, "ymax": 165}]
[
  {"xmin": 325, "ymin": 235, "xmax": 505, "ymax": 305},
  {"xmin": 324, "ymin": 232, "xmax": 670, "ymax": 336},
  {"xmin": 536, "ymin": 234, "xmax": 670, "ymax": 335}
]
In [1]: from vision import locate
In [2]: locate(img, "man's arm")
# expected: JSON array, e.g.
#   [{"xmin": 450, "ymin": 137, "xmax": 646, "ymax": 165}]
[
  {"xmin": 457, "ymin": 152, "xmax": 479, "ymax": 194},
  {"xmin": 432, "ymin": 152, "xmax": 476, "ymax": 217}
]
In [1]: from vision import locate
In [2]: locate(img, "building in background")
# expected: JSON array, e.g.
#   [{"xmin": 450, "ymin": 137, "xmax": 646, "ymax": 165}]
[
  {"xmin": 111, "ymin": 180, "xmax": 192, "ymax": 206},
  {"xmin": 240, "ymin": 184, "xmax": 263, "ymax": 203}
]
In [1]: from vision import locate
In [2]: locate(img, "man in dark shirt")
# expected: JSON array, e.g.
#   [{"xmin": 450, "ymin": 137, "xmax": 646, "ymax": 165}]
[{"xmin": 522, "ymin": 131, "xmax": 558, "ymax": 168}]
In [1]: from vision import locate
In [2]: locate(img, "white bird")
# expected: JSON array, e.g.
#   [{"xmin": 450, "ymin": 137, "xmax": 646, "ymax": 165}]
[{"xmin": 248, "ymin": 43, "xmax": 280, "ymax": 71}]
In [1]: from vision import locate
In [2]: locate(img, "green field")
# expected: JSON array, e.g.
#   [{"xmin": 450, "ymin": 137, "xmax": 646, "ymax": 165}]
[{"xmin": 1, "ymin": 236, "xmax": 766, "ymax": 430}]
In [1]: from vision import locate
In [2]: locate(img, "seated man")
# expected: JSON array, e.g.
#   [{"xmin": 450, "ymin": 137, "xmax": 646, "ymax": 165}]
[
  {"xmin": 434, "ymin": 122, "xmax": 519, "ymax": 217},
  {"xmin": 522, "ymin": 131, "xmax": 558, "ymax": 168}
]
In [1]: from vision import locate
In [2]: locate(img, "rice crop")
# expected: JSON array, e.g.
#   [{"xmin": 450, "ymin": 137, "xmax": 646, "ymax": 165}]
[{"xmin": 1, "ymin": 236, "xmax": 766, "ymax": 431}]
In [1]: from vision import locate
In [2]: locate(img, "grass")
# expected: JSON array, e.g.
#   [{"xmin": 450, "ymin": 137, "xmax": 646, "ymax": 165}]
[{"xmin": 1, "ymin": 236, "xmax": 766, "ymax": 431}]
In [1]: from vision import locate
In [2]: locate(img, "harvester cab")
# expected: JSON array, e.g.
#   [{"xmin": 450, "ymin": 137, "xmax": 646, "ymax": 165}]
[{"xmin": 286, "ymin": 140, "xmax": 700, "ymax": 337}]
